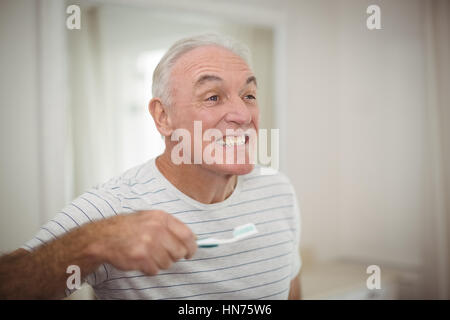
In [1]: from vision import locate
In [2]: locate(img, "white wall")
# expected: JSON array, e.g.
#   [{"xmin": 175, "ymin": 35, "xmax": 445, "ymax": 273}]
[
  {"xmin": 283, "ymin": 0, "xmax": 341, "ymax": 263},
  {"xmin": 336, "ymin": 0, "xmax": 426, "ymax": 268},
  {"xmin": 285, "ymin": 0, "xmax": 423, "ymax": 265},
  {"xmin": 0, "ymin": 0, "xmax": 41, "ymax": 253},
  {"xmin": 0, "ymin": 0, "xmax": 70, "ymax": 253},
  {"xmin": 282, "ymin": 0, "xmax": 448, "ymax": 297}
]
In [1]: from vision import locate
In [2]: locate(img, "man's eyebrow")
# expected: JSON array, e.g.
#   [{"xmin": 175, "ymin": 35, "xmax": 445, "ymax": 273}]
[
  {"xmin": 194, "ymin": 75, "xmax": 257, "ymax": 88},
  {"xmin": 239, "ymin": 76, "xmax": 257, "ymax": 95},
  {"xmin": 194, "ymin": 75, "xmax": 223, "ymax": 87},
  {"xmin": 246, "ymin": 76, "xmax": 257, "ymax": 87}
]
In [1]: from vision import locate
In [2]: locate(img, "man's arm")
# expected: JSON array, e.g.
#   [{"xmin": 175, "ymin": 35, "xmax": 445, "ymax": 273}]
[
  {"xmin": 288, "ymin": 274, "xmax": 301, "ymax": 300},
  {"xmin": 0, "ymin": 210, "xmax": 196, "ymax": 299},
  {"xmin": 0, "ymin": 219, "xmax": 113, "ymax": 299}
]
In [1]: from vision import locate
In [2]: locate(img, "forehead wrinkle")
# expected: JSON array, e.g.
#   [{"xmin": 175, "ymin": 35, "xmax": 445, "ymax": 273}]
[
  {"xmin": 184, "ymin": 60, "xmax": 250, "ymax": 76},
  {"xmin": 174, "ymin": 47, "xmax": 251, "ymax": 76},
  {"xmin": 170, "ymin": 47, "xmax": 254, "ymax": 95}
]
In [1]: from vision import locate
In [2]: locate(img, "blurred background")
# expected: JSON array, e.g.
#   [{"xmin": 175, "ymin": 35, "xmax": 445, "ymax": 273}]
[{"xmin": 0, "ymin": 0, "xmax": 449, "ymax": 299}]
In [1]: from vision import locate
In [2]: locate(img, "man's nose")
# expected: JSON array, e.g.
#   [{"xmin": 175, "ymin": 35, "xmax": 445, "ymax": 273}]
[{"xmin": 224, "ymin": 96, "xmax": 253, "ymax": 125}]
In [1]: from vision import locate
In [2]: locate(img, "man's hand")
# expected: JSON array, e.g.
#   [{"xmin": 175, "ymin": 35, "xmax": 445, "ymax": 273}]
[{"xmin": 90, "ymin": 210, "xmax": 198, "ymax": 275}]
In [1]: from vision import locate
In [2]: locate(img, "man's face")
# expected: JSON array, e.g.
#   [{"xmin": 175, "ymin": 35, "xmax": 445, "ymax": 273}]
[{"xmin": 166, "ymin": 45, "xmax": 259, "ymax": 176}]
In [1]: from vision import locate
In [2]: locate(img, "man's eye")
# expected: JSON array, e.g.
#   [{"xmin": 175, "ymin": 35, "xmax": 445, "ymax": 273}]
[
  {"xmin": 245, "ymin": 94, "xmax": 256, "ymax": 100},
  {"xmin": 206, "ymin": 95, "xmax": 219, "ymax": 101}
]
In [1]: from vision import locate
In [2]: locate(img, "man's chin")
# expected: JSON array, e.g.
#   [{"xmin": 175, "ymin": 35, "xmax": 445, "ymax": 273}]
[{"xmin": 205, "ymin": 163, "xmax": 255, "ymax": 176}]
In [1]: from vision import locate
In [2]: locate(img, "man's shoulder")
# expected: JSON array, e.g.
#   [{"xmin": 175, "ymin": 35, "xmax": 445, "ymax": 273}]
[
  {"xmin": 91, "ymin": 158, "xmax": 160, "ymax": 198},
  {"xmin": 104, "ymin": 159, "xmax": 152, "ymax": 184}
]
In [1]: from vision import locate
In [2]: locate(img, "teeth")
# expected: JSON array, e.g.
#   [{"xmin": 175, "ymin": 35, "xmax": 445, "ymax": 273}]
[{"xmin": 216, "ymin": 135, "xmax": 246, "ymax": 147}]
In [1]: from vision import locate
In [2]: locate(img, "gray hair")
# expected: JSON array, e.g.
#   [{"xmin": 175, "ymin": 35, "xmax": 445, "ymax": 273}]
[{"xmin": 152, "ymin": 33, "xmax": 252, "ymax": 106}]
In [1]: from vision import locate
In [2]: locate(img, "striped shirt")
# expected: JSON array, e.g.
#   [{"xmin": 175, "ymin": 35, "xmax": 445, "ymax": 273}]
[{"xmin": 22, "ymin": 158, "xmax": 302, "ymax": 300}]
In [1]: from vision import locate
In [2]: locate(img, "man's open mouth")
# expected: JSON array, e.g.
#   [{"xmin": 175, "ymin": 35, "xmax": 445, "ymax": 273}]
[{"xmin": 215, "ymin": 134, "xmax": 249, "ymax": 147}]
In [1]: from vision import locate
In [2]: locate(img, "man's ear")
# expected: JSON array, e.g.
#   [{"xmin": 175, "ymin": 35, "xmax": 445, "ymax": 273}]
[{"xmin": 149, "ymin": 98, "xmax": 173, "ymax": 137}]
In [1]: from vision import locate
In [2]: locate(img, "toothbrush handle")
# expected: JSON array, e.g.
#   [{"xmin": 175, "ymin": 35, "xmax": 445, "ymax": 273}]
[{"xmin": 198, "ymin": 244, "xmax": 219, "ymax": 248}]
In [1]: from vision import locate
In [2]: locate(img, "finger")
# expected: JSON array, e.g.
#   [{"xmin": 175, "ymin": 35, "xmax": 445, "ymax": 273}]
[
  {"xmin": 152, "ymin": 246, "xmax": 173, "ymax": 270},
  {"xmin": 139, "ymin": 260, "xmax": 159, "ymax": 276},
  {"xmin": 184, "ymin": 241, "xmax": 197, "ymax": 260},
  {"xmin": 160, "ymin": 230, "xmax": 188, "ymax": 261},
  {"xmin": 166, "ymin": 215, "xmax": 197, "ymax": 258}
]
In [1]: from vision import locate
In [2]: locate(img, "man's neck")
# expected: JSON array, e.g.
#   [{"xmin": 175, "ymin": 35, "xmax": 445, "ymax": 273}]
[{"xmin": 155, "ymin": 152, "xmax": 238, "ymax": 204}]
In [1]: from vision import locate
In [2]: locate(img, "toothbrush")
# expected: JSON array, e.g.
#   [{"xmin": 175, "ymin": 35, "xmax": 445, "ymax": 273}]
[{"xmin": 196, "ymin": 223, "xmax": 258, "ymax": 248}]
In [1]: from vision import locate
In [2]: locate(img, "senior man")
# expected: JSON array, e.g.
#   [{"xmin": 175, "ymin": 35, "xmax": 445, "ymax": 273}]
[{"xmin": 0, "ymin": 34, "xmax": 301, "ymax": 300}]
